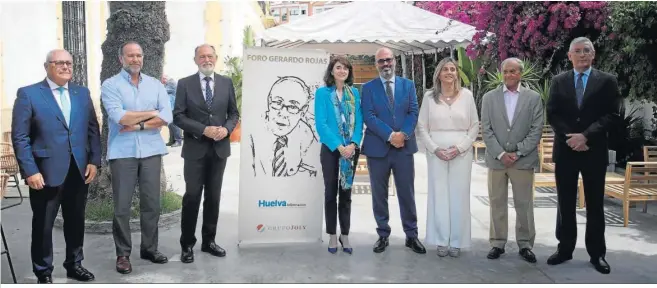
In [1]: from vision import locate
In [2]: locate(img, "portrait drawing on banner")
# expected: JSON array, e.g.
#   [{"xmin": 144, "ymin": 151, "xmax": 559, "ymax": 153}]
[{"xmin": 249, "ymin": 76, "xmax": 319, "ymax": 178}]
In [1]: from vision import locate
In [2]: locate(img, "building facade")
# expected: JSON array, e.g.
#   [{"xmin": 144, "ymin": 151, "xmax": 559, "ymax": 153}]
[
  {"xmin": 0, "ymin": 1, "xmax": 268, "ymax": 136},
  {"xmin": 269, "ymin": 1, "xmax": 350, "ymax": 24}
]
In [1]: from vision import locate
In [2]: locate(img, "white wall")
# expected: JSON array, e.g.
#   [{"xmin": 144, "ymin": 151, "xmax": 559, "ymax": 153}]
[
  {"xmin": 220, "ymin": 1, "xmax": 265, "ymax": 60},
  {"xmin": 164, "ymin": 1, "xmax": 206, "ymax": 81},
  {"xmin": 1, "ymin": 2, "xmax": 59, "ymax": 106}
]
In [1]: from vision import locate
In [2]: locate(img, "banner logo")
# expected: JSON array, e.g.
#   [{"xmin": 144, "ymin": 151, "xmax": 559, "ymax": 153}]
[
  {"xmin": 258, "ymin": 200, "xmax": 306, "ymax": 208},
  {"xmin": 255, "ymin": 224, "xmax": 307, "ymax": 232}
]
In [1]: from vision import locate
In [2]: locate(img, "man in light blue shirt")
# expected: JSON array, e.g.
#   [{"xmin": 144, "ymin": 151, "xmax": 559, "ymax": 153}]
[{"xmin": 100, "ymin": 41, "xmax": 172, "ymax": 274}]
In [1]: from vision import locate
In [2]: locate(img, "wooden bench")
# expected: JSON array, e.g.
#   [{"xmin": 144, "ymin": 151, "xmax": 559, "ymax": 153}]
[
  {"xmin": 355, "ymin": 155, "xmax": 396, "ymax": 196},
  {"xmin": 604, "ymin": 162, "xmax": 657, "ymax": 227},
  {"xmin": 472, "ymin": 125, "xmax": 485, "ymax": 162},
  {"xmin": 644, "ymin": 146, "xmax": 657, "ymax": 162},
  {"xmin": 539, "ymin": 138, "xmax": 555, "ymax": 172},
  {"xmin": 533, "ymin": 172, "xmax": 625, "ymax": 209}
]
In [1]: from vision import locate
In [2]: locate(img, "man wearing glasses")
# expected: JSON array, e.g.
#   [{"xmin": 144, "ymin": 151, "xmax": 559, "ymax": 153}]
[
  {"xmin": 249, "ymin": 76, "xmax": 318, "ymax": 178},
  {"xmin": 12, "ymin": 49, "xmax": 100, "ymax": 283},
  {"xmin": 546, "ymin": 37, "xmax": 622, "ymax": 274},
  {"xmin": 361, "ymin": 47, "xmax": 425, "ymax": 254},
  {"xmin": 173, "ymin": 44, "xmax": 239, "ymax": 263}
]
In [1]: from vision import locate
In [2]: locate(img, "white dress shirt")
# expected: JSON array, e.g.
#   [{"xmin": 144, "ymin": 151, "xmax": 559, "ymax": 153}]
[
  {"xmin": 199, "ymin": 72, "xmax": 215, "ymax": 96},
  {"xmin": 46, "ymin": 77, "xmax": 70, "ymax": 113}
]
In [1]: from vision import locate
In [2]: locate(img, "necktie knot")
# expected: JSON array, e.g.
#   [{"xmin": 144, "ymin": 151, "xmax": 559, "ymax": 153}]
[
  {"xmin": 57, "ymin": 86, "xmax": 65, "ymax": 94},
  {"xmin": 204, "ymin": 76, "xmax": 212, "ymax": 82}
]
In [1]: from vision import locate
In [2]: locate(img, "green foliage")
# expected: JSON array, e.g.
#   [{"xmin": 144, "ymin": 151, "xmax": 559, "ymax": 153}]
[
  {"xmin": 483, "ymin": 60, "xmax": 542, "ymax": 92},
  {"xmin": 85, "ymin": 190, "xmax": 182, "ymax": 222},
  {"xmin": 223, "ymin": 56, "xmax": 243, "ymax": 114},
  {"xmin": 596, "ymin": 1, "xmax": 657, "ymax": 104}
]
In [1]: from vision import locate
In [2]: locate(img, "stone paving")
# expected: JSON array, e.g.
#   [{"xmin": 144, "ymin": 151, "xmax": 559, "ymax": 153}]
[{"xmin": 2, "ymin": 143, "xmax": 657, "ymax": 283}]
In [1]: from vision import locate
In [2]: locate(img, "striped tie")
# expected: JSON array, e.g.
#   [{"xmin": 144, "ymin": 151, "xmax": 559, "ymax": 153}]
[{"xmin": 272, "ymin": 136, "xmax": 288, "ymax": 177}]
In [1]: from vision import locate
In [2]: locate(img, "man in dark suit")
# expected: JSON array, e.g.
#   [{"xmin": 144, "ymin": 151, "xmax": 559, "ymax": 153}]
[
  {"xmin": 173, "ymin": 44, "xmax": 239, "ymax": 263},
  {"xmin": 11, "ymin": 49, "xmax": 101, "ymax": 283},
  {"xmin": 361, "ymin": 47, "xmax": 426, "ymax": 254},
  {"xmin": 546, "ymin": 37, "xmax": 622, "ymax": 274}
]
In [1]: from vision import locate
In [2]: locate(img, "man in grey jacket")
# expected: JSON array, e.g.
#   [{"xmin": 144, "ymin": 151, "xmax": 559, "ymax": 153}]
[{"xmin": 481, "ymin": 57, "xmax": 544, "ymax": 263}]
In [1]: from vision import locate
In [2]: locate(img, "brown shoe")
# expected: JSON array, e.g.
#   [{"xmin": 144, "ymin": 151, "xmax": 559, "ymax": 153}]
[{"xmin": 116, "ymin": 256, "xmax": 132, "ymax": 274}]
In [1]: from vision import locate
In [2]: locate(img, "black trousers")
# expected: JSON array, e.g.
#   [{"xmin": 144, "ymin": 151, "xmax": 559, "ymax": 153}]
[
  {"xmin": 320, "ymin": 144, "xmax": 359, "ymax": 235},
  {"xmin": 180, "ymin": 148, "xmax": 227, "ymax": 247},
  {"xmin": 554, "ymin": 152, "xmax": 607, "ymax": 258},
  {"xmin": 30, "ymin": 156, "xmax": 87, "ymax": 277}
]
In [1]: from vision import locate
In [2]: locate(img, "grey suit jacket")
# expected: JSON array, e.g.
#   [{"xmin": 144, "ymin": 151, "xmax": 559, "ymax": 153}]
[{"xmin": 481, "ymin": 85, "xmax": 544, "ymax": 170}]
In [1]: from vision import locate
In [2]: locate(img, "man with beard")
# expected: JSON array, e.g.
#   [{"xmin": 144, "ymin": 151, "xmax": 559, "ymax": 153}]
[
  {"xmin": 361, "ymin": 47, "xmax": 425, "ymax": 254},
  {"xmin": 12, "ymin": 49, "xmax": 100, "ymax": 283},
  {"xmin": 173, "ymin": 44, "xmax": 239, "ymax": 263},
  {"xmin": 101, "ymin": 41, "xmax": 173, "ymax": 274}
]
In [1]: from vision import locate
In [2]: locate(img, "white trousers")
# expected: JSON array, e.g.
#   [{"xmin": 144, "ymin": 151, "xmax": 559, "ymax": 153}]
[{"xmin": 425, "ymin": 131, "xmax": 472, "ymax": 249}]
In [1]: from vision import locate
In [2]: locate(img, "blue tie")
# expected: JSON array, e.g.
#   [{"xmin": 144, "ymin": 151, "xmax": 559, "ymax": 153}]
[
  {"xmin": 204, "ymin": 77, "xmax": 213, "ymax": 108},
  {"xmin": 575, "ymin": 73, "xmax": 584, "ymax": 108},
  {"xmin": 57, "ymin": 86, "xmax": 70, "ymax": 125}
]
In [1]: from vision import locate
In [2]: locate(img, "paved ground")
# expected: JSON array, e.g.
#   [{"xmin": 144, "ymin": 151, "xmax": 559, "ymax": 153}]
[{"xmin": 2, "ymin": 143, "xmax": 657, "ymax": 283}]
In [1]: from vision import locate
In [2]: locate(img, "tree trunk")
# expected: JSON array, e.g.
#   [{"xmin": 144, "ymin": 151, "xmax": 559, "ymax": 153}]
[{"xmin": 89, "ymin": 1, "xmax": 170, "ymax": 202}]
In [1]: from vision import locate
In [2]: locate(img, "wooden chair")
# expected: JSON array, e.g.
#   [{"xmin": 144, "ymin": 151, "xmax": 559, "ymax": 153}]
[
  {"xmin": 603, "ymin": 162, "xmax": 657, "ymax": 227},
  {"xmin": 0, "ymin": 143, "xmax": 23, "ymax": 198},
  {"xmin": 472, "ymin": 124, "xmax": 486, "ymax": 162},
  {"xmin": 539, "ymin": 138, "xmax": 555, "ymax": 172},
  {"xmin": 644, "ymin": 146, "xmax": 657, "ymax": 162}
]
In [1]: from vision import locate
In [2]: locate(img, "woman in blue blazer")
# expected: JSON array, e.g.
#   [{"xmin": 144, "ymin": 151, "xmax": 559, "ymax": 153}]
[{"xmin": 314, "ymin": 56, "xmax": 363, "ymax": 254}]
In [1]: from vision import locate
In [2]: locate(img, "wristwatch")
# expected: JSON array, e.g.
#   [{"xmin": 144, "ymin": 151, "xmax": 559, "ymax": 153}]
[{"xmin": 139, "ymin": 122, "xmax": 145, "ymax": 130}]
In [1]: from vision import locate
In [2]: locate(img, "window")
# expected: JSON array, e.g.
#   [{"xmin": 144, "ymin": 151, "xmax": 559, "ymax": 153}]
[
  {"xmin": 62, "ymin": 1, "xmax": 88, "ymax": 86},
  {"xmin": 290, "ymin": 9, "xmax": 299, "ymax": 16},
  {"xmin": 301, "ymin": 9, "xmax": 306, "ymax": 15}
]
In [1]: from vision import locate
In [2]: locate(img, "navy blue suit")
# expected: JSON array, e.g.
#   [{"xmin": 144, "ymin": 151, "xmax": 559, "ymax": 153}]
[
  {"xmin": 11, "ymin": 79, "xmax": 101, "ymax": 277},
  {"xmin": 361, "ymin": 76, "xmax": 419, "ymax": 238}
]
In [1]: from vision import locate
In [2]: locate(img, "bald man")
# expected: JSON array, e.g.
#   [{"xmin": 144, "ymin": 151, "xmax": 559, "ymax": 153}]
[
  {"xmin": 12, "ymin": 49, "xmax": 101, "ymax": 283},
  {"xmin": 173, "ymin": 44, "xmax": 239, "ymax": 263},
  {"xmin": 361, "ymin": 48, "xmax": 425, "ymax": 254}
]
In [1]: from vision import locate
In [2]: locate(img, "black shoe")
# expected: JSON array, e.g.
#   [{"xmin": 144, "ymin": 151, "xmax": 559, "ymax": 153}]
[
  {"xmin": 519, "ymin": 248, "xmax": 537, "ymax": 263},
  {"xmin": 373, "ymin": 236, "xmax": 389, "ymax": 253},
  {"xmin": 181, "ymin": 246, "xmax": 194, "ymax": 263},
  {"xmin": 487, "ymin": 247, "xmax": 505, "ymax": 259},
  {"xmin": 66, "ymin": 264, "xmax": 95, "ymax": 282},
  {"xmin": 590, "ymin": 257, "xmax": 611, "ymax": 274},
  {"xmin": 171, "ymin": 141, "xmax": 182, "ymax": 147},
  {"xmin": 140, "ymin": 250, "xmax": 169, "ymax": 264},
  {"xmin": 37, "ymin": 275, "xmax": 53, "ymax": 283},
  {"xmin": 201, "ymin": 242, "xmax": 226, "ymax": 257},
  {"xmin": 166, "ymin": 142, "xmax": 174, "ymax": 146},
  {"xmin": 547, "ymin": 250, "xmax": 573, "ymax": 265},
  {"xmin": 405, "ymin": 237, "xmax": 426, "ymax": 254}
]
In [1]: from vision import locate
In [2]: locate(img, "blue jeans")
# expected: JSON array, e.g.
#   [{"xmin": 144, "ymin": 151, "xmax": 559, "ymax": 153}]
[{"xmin": 168, "ymin": 123, "xmax": 182, "ymax": 143}]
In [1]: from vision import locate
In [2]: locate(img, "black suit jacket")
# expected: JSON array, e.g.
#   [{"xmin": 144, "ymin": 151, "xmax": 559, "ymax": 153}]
[
  {"xmin": 546, "ymin": 68, "xmax": 622, "ymax": 165},
  {"xmin": 173, "ymin": 73, "xmax": 240, "ymax": 159}
]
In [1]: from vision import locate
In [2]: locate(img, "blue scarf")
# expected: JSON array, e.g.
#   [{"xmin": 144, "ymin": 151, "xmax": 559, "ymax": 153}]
[{"xmin": 331, "ymin": 85, "xmax": 356, "ymax": 189}]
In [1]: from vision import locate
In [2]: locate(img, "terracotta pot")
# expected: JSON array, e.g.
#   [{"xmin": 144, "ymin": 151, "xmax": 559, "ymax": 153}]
[{"xmin": 230, "ymin": 122, "xmax": 241, "ymax": 142}]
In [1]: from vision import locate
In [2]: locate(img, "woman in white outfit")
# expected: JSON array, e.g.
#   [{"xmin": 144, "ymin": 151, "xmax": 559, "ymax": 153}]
[{"xmin": 415, "ymin": 58, "xmax": 479, "ymax": 257}]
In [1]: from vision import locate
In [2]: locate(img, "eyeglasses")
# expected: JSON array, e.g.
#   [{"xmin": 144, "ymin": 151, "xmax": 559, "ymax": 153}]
[
  {"xmin": 571, "ymin": 48, "xmax": 593, "ymax": 55},
  {"xmin": 48, "ymin": 61, "xmax": 73, "ymax": 68},
  {"xmin": 270, "ymin": 101, "xmax": 305, "ymax": 114},
  {"xmin": 377, "ymin": 58, "xmax": 394, "ymax": 64}
]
